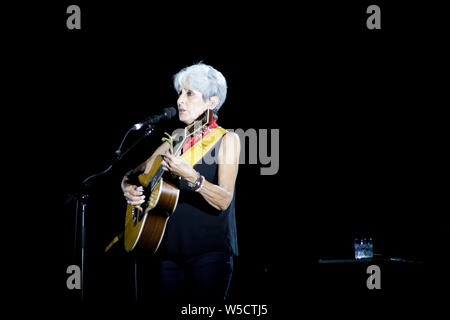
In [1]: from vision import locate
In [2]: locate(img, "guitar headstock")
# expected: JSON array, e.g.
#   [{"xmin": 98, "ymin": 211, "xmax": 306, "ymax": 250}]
[
  {"xmin": 167, "ymin": 110, "xmax": 212, "ymax": 156},
  {"xmin": 186, "ymin": 109, "xmax": 212, "ymax": 134}
]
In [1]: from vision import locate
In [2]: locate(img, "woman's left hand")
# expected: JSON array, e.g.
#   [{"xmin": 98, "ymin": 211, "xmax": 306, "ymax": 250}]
[{"xmin": 161, "ymin": 151, "xmax": 197, "ymax": 183}]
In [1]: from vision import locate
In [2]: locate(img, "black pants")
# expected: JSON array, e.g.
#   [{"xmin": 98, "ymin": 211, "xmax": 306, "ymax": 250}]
[{"xmin": 159, "ymin": 251, "xmax": 233, "ymax": 303}]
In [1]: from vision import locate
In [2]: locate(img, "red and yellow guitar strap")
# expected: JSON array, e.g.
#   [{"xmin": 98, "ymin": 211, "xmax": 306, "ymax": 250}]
[{"xmin": 181, "ymin": 127, "xmax": 228, "ymax": 167}]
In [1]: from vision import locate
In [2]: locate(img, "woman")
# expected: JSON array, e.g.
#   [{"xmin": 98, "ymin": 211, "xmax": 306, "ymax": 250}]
[{"xmin": 122, "ymin": 63, "xmax": 240, "ymax": 302}]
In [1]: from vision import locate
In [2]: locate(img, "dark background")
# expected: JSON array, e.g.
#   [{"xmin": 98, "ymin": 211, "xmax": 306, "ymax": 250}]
[{"xmin": 9, "ymin": 0, "xmax": 449, "ymax": 317}]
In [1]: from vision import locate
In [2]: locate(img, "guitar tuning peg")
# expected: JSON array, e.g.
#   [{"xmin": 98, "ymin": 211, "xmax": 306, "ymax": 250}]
[{"xmin": 161, "ymin": 132, "xmax": 174, "ymax": 154}]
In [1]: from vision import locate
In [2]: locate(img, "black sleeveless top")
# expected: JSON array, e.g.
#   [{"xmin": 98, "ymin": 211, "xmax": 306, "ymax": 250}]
[{"xmin": 161, "ymin": 134, "xmax": 238, "ymax": 257}]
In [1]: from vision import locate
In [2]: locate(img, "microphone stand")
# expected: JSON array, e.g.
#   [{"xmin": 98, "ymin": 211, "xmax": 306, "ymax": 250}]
[{"xmin": 72, "ymin": 124, "xmax": 155, "ymax": 300}]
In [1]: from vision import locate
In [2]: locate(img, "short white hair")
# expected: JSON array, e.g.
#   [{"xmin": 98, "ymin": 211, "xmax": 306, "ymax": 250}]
[{"xmin": 173, "ymin": 63, "xmax": 227, "ymax": 118}]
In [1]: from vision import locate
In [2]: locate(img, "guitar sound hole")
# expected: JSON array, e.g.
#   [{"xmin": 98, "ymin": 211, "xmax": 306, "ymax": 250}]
[
  {"xmin": 138, "ymin": 207, "xmax": 145, "ymax": 222},
  {"xmin": 132, "ymin": 208, "xmax": 137, "ymax": 226}
]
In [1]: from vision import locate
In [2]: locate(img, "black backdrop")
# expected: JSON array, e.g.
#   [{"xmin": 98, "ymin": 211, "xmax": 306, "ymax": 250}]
[{"xmin": 11, "ymin": 0, "xmax": 449, "ymax": 317}]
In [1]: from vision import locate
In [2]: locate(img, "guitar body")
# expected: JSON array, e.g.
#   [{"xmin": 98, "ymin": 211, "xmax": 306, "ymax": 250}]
[{"xmin": 124, "ymin": 155, "xmax": 180, "ymax": 252}]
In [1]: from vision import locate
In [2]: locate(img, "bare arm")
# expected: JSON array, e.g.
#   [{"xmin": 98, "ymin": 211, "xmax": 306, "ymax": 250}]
[
  {"xmin": 197, "ymin": 132, "xmax": 240, "ymax": 210},
  {"xmin": 122, "ymin": 141, "xmax": 171, "ymax": 208}
]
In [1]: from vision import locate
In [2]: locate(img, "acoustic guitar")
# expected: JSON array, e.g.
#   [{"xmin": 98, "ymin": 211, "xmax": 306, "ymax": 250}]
[{"xmin": 123, "ymin": 111, "xmax": 215, "ymax": 253}]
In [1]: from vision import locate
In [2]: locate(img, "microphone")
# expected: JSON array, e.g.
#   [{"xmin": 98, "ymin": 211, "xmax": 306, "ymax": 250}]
[{"xmin": 133, "ymin": 107, "xmax": 177, "ymax": 130}]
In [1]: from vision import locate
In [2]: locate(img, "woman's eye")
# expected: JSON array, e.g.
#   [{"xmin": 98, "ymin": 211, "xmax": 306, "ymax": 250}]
[{"xmin": 187, "ymin": 90, "xmax": 193, "ymax": 96}]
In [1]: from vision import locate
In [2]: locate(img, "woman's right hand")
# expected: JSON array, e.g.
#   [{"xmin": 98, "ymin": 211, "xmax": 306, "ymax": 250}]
[{"xmin": 123, "ymin": 184, "xmax": 146, "ymax": 211}]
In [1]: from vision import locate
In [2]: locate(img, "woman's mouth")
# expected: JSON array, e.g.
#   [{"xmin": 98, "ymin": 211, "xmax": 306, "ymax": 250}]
[{"xmin": 179, "ymin": 108, "xmax": 187, "ymax": 113}]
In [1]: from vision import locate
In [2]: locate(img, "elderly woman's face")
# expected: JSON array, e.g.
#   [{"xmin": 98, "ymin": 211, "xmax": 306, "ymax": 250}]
[{"xmin": 177, "ymin": 83, "xmax": 210, "ymax": 125}]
